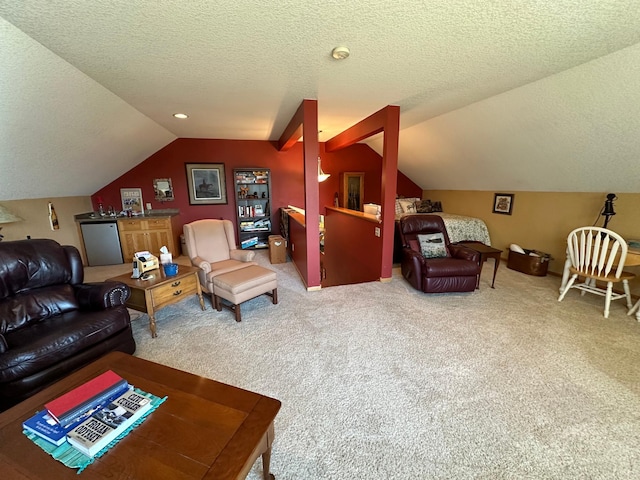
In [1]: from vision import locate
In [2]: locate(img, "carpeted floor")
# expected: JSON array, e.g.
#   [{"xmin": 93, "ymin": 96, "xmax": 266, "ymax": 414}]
[{"xmin": 89, "ymin": 252, "xmax": 640, "ymax": 479}]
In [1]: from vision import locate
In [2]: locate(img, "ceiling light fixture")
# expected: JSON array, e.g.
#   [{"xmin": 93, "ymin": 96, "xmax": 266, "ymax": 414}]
[
  {"xmin": 318, "ymin": 157, "xmax": 330, "ymax": 183},
  {"xmin": 173, "ymin": 113, "xmax": 189, "ymax": 119},
  {"xmin": 331, "ymin": 46, "xmax": 350, "ymax": 60}
]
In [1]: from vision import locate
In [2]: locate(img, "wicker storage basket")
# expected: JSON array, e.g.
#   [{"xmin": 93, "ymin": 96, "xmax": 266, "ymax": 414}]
[{"xmin": 507, "ymin": 249, "xmax": 551, "ymax": 276}]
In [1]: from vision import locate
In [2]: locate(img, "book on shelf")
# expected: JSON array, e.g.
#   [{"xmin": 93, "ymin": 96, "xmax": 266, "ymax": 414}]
[
  {"xmin": 253, "ymin": 218, "xmax": 270, "ymax": 228},
  {"xmin": 241, "ymin": 236, "xmax": 259, "ymax": 249},
  {"xmin": 66, "ymin": 389, "xmax": 152, "ymax": 457},
  {"xmin": 45, "ymin": 370, "xmax": 129, "ymax": 427}
]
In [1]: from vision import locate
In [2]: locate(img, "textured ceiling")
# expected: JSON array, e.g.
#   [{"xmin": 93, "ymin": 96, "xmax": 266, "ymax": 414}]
[{"xmin": 1, "ymin": 0, "xmax": 640, "ymax": 199}]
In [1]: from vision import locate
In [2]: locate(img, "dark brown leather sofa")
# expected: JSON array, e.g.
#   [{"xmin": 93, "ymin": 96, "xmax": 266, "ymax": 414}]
[
  {"xmin": 399, "ymin": 215, "xmax": 481, "ymax": 293},
  {"xmin": 0, "ymin": 239, "xmax": 135, "ymax": 411}
]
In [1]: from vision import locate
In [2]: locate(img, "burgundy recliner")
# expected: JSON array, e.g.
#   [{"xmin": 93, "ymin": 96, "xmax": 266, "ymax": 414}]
[
  {"xmin": 0, "ymin": 239, "xmax": 136, "ymax": 411},
  {"xmin": 399, "ymin": 215, "xmax": 481, "ymax": 293}
]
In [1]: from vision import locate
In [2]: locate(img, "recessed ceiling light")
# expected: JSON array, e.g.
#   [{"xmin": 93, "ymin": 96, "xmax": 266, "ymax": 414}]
[
  {"xmin": 173, "ymin": 113, "xmax": 188, "ymax": 119},
  {"xmin": 331, "ymin": 46, "xmax": 350, "ymax": 60}
]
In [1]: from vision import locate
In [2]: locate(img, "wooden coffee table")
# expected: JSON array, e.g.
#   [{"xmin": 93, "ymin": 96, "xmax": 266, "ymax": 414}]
[
  {"xmin": 0, "ymin": 352, "xmax": 281, "ymax": 480},
  {"xmin": 457, "ymin": 241, "xmax": 503, "ymax": 289},
  {"xmin": 108, "ymin": 265, "xmax": 206, "ymax": 338}
]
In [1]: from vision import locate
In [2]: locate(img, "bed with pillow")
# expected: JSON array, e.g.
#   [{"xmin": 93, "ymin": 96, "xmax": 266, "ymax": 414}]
[{"xmin": 393, "ymin": 198, "xmax": 492, "ymax": 262}]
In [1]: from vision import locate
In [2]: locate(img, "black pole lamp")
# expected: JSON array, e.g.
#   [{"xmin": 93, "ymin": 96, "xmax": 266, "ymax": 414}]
[{"xmin": 601, "ymin": 193, "xmax": 617, "ymax": 229}]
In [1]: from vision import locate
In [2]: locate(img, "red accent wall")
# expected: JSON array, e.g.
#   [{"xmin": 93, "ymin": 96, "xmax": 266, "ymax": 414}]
[
  {"xmin": 323, "ymin": 209, "xmax": 383, "ymax": 286},
  {"xmin": 93, "ymin": 138, "xmax": 420, "ymax": 245},
  {"xmin": 317, "ymin": 144, "xmax": 386, "ymax": 214},
  {"xmin": 397, "ymin": 171, "xmax": 423, "ymax": 198}
]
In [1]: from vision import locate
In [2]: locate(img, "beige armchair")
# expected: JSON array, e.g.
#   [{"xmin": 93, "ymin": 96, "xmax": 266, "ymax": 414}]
[{"xmin": 183, "ymin": 219, "xmax": 256, "ymax": 301}]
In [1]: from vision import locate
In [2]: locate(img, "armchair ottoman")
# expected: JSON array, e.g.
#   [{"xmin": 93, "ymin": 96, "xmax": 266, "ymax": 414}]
[{"xmin": 213, "ymin": 265, "xmax": 278, "ymax": 322}]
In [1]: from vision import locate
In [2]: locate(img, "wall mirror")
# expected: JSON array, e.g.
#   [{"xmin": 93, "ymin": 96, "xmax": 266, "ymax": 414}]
[{"xmin": 153, "ymin": 178, "xmax": 174, "ymax": 202}]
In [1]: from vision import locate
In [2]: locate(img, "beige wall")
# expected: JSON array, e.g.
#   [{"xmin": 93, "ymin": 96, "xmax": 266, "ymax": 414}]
[
  {"xmin": 424, "ymin": 190, "xmax": 640, "ymax": 293},
  {"xmin": 0, "ymin": 197, "xmax": 92, "ymax": 256}
]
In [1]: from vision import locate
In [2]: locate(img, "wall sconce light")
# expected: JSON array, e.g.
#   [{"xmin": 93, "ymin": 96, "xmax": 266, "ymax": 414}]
[
  {"xmin": 0, "ymin": 204, "xmax": 23, "ymax": 241},
  {"xmin": 601, "ymin": 193, "xmax": 617, "ymax": 229},
  {"xmin": 318, "ymin": 157, "xmax": 330, "ymax": 183}
]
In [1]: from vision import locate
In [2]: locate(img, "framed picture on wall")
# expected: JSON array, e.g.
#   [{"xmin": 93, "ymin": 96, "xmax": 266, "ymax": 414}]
[
  {"xmin": 120, "ymin": 188, "xmax": 144, "ymax": 214},
  {"xmin": 185, "ymin": 163, "xmax": 227, "ymax": 205},
  {"xmin": 493, "ymin": 193, "xmax": 514, "ymax": 215}
]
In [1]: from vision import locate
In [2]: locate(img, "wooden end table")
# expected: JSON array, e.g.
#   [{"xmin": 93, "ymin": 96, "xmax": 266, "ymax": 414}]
[
  {"xmin": 108, "ymin": 265, "xmax": 205, "ymax": 338},
  {"xmin": 0, "ymin": 352, "xmax": 281, "ymax": 480},
  {"xmin": 457, "ymin": 242, "xmax": 503, "ymax": 289}
]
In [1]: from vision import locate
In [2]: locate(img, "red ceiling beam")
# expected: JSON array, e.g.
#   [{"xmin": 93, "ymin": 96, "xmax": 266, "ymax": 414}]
[
  {"xmin": 278, "ymin": 100, "xmax": 309, "ymax": 152},
  {"xmin": 324, "ymin": 108, "xmax": 388, "ymax": 152}
]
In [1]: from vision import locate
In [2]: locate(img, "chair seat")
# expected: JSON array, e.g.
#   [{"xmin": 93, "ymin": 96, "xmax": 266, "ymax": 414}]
[{"xmin": 569, "ymin": 266, "xmax": 635, "ymax": 283}]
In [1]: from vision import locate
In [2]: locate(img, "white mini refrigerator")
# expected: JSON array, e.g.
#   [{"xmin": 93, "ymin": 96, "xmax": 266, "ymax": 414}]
[{"xmin": 80, "ymin": 221, "xmax": 124, "ymax": 266}]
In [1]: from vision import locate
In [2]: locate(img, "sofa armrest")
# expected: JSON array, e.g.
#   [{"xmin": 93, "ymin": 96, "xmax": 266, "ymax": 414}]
[
  {"xmin": 192, "ymin": 256, "xmax": 212, "ymax": 274},
  {"xmin": 401, "ymin": 248, "xmax": 425, "ymax": 291},
  {"xmin": 230, "ymin": 249, "xmax": 256, "ymax": 262},
  {"xmin": 74, "ymin": 282, "xmax": 130, "ymax": 310},
  {"xmin": 448, "ymin": 245, "xmax": 480, "ymax": 263}
]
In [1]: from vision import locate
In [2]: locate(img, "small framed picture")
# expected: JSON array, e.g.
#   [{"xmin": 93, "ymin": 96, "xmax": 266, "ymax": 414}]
[
  {"xmin": 185, "ymin": 163, "xmax": 227, "ymax": 205},
  {"xmin": 493, "ymin": 193, "xmax": 514, "ymax": 215},
  {"xmin": 121, "ymin": 188, "xmax": 144, "ymax": 214}
]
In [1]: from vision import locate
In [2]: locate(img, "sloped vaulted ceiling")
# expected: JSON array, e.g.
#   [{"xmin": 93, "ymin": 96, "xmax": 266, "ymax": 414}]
[
  {"xmin": 1, "ymin": 1, "xmax": 640, "ymax": 200},
  {"xmin": 0, "ymin": 17, "xmax": 176, "ymax": 201}
]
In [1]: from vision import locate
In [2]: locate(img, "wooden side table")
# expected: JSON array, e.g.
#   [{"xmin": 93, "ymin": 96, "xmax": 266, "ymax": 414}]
[
  {"xmin": 108, "ymin": 265, "xmax": 205, "ymax": 338},
  {"xmin": 456, "ymin": 242, "xmax": 503, "ymax": 289}
]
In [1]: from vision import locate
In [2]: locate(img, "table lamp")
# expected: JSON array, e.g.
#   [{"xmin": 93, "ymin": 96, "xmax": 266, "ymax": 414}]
[{"xmin": 601, "ymin": 193, "xmax": 616, "ymax": 229}]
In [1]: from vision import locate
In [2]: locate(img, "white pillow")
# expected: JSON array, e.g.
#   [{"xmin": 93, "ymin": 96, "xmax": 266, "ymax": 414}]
[
  {"xmin": 510, "ymin": 244, "xmax": 526, "ymax": 254},
  {"xmin": 417, "ymin": 233, "xmax": 449, "ymax": 258},
  {"xmin": 398, "ymin": 199, "xmax": 417, "ymax": 213}
]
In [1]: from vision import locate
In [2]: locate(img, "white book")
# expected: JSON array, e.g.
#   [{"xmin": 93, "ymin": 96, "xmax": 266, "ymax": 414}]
[{"xmin": 66, "ymin": 389, "xmax": 152, "ymax": 457}]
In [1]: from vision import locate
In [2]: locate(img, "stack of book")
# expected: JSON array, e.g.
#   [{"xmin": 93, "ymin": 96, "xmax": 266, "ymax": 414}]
[{"xmin": 22, "ymin": 370, "xmax": 153, "ymax": 457}]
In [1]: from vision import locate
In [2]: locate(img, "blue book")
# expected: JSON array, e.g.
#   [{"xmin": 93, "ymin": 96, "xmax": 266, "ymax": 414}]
[
  {"xmin": 23, "ymin": 383, "xmax": 130, "ymax": 445},
  {"xmin": 23, "ymin": 410, "xmax": 83, "ymax": 446}
]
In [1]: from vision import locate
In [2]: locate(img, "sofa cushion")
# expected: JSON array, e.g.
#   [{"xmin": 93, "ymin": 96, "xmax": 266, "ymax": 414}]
[
  {"xmin": 0, "ymin": 285, "xmax": 79, "ymax": 334},
  {"xmin": 417, "ymin": 233, "xmax": 449, "ymax": 258},
  {"xmin": 0, "ymin": 306, "xmax": 130, "ymax": 383},
  {"xmin": 395, "ymin": 199, "xmax": 404, "ymax": 215},
  {"xmin": 0, "ymin": 239, "xmax": 72, "ymax": 299},
  {"xmin": 398, "ymin": 198, "xmax": 418, "ymax": 213},
  {"xmin": 415, "ymin": 199, "xmax": 433, "ymax": 213},
  {"xmin": 203, "ymin": 260, "xmax": 256, "ymax": 286}
]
